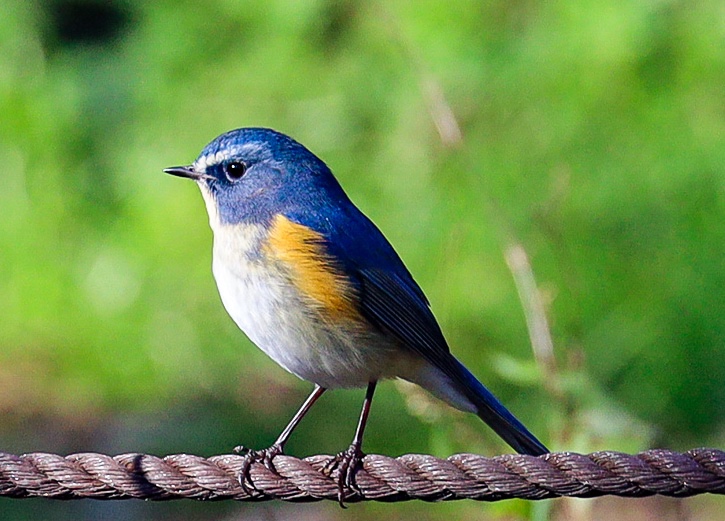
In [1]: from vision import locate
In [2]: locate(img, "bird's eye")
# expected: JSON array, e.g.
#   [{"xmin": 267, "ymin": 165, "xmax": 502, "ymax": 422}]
[{"xmin": 224, "ymin": 161, "xmax": 247, "ymax": 180}]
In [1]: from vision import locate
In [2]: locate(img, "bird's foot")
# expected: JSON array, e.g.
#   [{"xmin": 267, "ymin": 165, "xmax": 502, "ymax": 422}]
[
  {"xmin": 323, "ymin": 443, "xmax": 365, "ymax": 507},
  {"xmin": 233, "ymin": 443, "xmax": 284, "ymax": 494}
]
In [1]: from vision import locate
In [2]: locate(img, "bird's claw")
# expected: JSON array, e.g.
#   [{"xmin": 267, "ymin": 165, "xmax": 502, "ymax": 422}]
[
  {"xmin": 235, "ymin": 443, "xmax": 284, "ymax": 495},
  {"xmin": 323, "ymin": 443, "xmax": 365, "ymax": 507}
]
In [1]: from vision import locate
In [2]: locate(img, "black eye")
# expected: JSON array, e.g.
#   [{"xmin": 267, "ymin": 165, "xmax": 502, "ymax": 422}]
[{"xmin": 224, "ymin": 161, "xmax": 247, "ymax": 180}]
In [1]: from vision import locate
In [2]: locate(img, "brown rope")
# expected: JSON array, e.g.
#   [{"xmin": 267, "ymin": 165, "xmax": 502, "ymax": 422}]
[{"xmin": 0, "ymin": 449, "xmax": 723, "ymax": 503}]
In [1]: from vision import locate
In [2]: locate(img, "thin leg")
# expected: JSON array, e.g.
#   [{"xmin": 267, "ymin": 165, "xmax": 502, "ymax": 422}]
[
  {"xmin": 327, "ymin": 381, "xmax": 377, "ymax": 506},
  {"xmin": 236, "ymin": 385, "xmax": 327, "ymax": 493},
  {"xmin": 273, "ymin": 384, "xmax": 327, "ymax": 448},
  {"xmin": 351, "ymin": 381, "xmax": 377, "ymax": 449}
]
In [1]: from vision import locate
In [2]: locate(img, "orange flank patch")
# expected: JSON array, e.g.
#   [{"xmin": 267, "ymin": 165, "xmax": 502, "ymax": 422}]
[{"xmin": 264, "ymin": 214, "xmax": 361, "ymax": 322}]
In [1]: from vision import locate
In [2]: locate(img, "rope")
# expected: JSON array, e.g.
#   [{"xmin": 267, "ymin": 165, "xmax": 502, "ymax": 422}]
[{"xmin": 0, "ymin": 449, "xmax": 723, "ymax": 503}]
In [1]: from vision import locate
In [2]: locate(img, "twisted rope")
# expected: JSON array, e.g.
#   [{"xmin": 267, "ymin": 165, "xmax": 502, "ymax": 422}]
[{"xmin": 0, "ymin": 449, "xmax": 723, "ymax": 503}]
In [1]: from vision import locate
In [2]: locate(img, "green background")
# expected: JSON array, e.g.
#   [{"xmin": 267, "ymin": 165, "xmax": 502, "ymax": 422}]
[{"xmin": 1, "ymin": 0, "xmax": 723, "ymax": 519}]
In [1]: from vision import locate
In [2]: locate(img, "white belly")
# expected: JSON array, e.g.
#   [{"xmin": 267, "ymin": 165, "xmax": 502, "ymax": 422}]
[{"xmin": 210, "ymin": 222, "xmax": 404, "ymax": 389}]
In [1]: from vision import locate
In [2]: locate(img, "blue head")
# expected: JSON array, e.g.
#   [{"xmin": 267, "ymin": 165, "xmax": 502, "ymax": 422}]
[{"xmin": 164, "ymin": 128, "xmax": 350, "ymax": 226}]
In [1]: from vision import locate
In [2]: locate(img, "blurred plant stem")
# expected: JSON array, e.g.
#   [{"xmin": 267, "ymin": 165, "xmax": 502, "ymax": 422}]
[{"xmin": 505, "ymin": 241, "xmax": 591, "ymax": 521}]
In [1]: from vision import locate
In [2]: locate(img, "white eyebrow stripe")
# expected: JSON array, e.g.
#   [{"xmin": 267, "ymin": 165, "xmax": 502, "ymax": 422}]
[{"xmin": 194, "ymin": 143, "xmax": 267, "ymax": 172}]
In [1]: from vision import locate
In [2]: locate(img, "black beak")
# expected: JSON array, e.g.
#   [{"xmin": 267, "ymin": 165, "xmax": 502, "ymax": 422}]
[{"xmin": 164, "ymin": 165, "xmax": 204, "ymax": 180}]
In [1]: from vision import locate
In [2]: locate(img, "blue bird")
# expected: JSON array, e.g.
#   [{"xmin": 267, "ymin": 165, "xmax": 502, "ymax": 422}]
[{"xmin": 164, "ymin": 127, "xmax": 548, "ymax": 499}]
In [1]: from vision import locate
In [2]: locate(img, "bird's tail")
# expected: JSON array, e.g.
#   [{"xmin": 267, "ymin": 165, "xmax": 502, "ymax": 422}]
[
  {"xmin": 456, "ymin": 357, "xmax": 548, "ymax": 455},
  {"xmin": 420, "ymin": 356, "xmax": 549, "ymax": 456}
]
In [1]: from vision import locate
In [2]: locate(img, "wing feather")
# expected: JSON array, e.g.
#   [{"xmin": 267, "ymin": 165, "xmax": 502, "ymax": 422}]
[{"xmin": 358, "ymin": 268, "xmax": 459, "ymax": 371}]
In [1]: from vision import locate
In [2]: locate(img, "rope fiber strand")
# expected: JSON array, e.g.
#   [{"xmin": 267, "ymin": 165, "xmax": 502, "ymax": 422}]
[{"xmin": 0, "ymin": 449, "xmax": 723, "ymax": 503}]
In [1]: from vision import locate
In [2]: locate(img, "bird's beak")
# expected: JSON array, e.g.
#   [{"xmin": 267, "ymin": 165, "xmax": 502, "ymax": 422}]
[{"xmin": 164, "ymin": 165, "xmax": 208, "ymax": 181}]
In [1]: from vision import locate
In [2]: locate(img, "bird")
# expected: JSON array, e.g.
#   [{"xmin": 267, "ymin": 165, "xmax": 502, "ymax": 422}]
[{"xmin": 164, "ymin": 127, "xmax": 548, "ymax": 501}]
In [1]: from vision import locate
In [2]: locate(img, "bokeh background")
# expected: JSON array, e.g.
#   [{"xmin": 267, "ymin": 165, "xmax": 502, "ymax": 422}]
[{"xmin": 1, "ymin": 0, "xmax": 724, "ymax": 519}]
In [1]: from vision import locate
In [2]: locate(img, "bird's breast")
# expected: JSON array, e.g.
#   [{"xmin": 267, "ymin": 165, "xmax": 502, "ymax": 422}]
[{"xmin": 208, "ymin": 216, "xmax": 409, "ymax": 388}]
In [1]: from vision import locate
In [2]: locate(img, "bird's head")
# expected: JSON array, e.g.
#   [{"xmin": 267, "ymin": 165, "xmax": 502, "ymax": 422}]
[{"xmin": 164, "ymin": 127, "xmax": 340, "ymax": 226}]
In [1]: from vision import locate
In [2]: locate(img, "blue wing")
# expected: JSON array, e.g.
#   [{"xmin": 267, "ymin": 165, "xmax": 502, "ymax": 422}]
[
  {"xmin": 285, "ymin": 199, "xmax": 549, "ymax": 456},
  {"xmin": 285, "ymin": 201, "xmax": 457, "ymax": 372}
]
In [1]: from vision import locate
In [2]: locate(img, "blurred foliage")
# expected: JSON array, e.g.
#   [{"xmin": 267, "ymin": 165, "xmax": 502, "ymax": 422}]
[{"xmin": 1, "ymin": 0, "xmax": 724, "ymax": 519}]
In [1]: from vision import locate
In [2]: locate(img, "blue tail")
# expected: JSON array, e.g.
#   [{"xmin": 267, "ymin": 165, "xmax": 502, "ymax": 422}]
[{"xmin": 449, "ymin": 357, "xmax": 548, "ymax": 456}]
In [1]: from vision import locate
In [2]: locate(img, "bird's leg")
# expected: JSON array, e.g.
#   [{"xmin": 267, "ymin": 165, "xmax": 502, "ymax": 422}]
[
  {"xmin": 235, "ymin": 384, "xmax": 326, "ymax": 493},
  {"xmin": 324, "ymin": 381, "xmax": 377, "ymax": 506}
]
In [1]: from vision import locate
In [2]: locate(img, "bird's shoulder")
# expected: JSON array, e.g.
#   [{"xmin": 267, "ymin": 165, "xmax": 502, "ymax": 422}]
[
  {"xmin": 273, "ymin": 204, "xmax": 451, "ymax": 357},
  {"xmin": 261, "ymin": 212, "xmax": 360, "ymax": 321}
]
